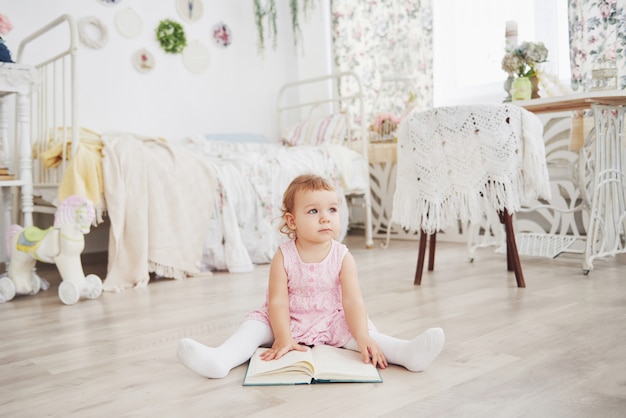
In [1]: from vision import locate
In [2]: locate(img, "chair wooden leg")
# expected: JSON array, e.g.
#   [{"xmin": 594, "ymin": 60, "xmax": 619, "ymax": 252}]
[
  {"xmin": 428, "ymin": 232, "xmax": 437, "ymax": 271},
  {"xmin": 414, "ymin": 230, "xmax": 428, "ymax": 285},
  {"xmin": 413, "ymin": 218, "xmax": 524, "ymax": 287},
  {"xmin": 499, "ymin": 209, "xmax": 526, "ymax": 288},
  {"xmin": 415, "ymin": 230, "xmax": 436, "ymax": 285}
]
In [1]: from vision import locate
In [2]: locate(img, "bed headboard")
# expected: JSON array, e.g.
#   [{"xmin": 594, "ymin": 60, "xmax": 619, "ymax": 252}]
[
  {"xmin": 17, "ymin": 14, "xmax": 79, "ymax": 206},
  {"xmin": 276, "ymin": 72, "xmax": 369, "ymax": 164}
]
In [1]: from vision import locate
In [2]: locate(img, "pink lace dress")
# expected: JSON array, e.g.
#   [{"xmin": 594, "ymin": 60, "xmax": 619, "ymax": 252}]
[{"xmin": 245, "ymin": 239, "xmax": 375, "ymax": 347}]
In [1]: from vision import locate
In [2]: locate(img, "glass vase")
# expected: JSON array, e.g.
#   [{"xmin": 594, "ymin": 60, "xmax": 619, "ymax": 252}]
[
  {"xmin": 511, "ymin": 77, "xmax": 532, "ymax": 101},
  {"xmin": 503, "ymin": 75, "xmax": 514, "ymax": 102}
]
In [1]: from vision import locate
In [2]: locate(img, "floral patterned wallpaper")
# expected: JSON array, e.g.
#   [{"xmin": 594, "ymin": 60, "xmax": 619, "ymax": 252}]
[
  {"xmin": 569, "ymin": 0, "xmax": 626, "ymax": 91},
  {"xmin": 331, "ymin": 0, "xmax": 433, "ymax": 128}
]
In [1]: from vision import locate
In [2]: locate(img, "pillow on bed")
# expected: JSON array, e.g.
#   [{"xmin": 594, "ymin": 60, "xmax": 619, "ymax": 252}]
[{"xmin": 281, "ymin": 113, "xmax": 348, "ymax": 146}]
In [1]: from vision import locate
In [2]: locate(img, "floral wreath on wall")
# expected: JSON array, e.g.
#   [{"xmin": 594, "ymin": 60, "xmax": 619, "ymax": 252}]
[{"xmin": 155, "ymin": 19, "xmax": 187, "ymax": 54}]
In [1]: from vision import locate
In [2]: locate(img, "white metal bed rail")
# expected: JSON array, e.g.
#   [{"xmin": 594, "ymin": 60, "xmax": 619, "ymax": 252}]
[
  {"xmin": 276, "ymin": 72, "xmax": 374, "ymax": 248},
  {"xmin": 17, "ymin": 14, "xmax": 78, "ymax": 211}
]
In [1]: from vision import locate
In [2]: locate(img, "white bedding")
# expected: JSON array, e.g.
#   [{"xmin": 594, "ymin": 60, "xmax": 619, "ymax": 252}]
[
  {"xmin": 180, "ymin": 136, "xmax": 370, "ymax": 273},
  {"xmin": 101, "ymin": 132, "xmax": 217, "ymax": 291}
]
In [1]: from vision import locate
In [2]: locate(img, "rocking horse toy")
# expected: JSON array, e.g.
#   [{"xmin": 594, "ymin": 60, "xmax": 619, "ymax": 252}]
[{"xmin": 0, "ymin": 195, "xmax": 103, "ymax": 305}]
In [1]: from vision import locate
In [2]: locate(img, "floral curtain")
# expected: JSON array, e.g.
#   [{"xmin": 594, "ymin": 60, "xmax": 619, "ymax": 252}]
[
  {"xmin": 331, "ymin": 0, "xmax": 433, "ymax": 129},
  {"xmin": 568, "ymin": 0, "xmax": 626, "ymax": 91}
]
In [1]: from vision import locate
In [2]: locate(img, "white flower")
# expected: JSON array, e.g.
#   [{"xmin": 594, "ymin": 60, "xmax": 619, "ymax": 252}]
[{"xmin": 502, "ymin": 41, "xmax": 548, "ymax": 78}]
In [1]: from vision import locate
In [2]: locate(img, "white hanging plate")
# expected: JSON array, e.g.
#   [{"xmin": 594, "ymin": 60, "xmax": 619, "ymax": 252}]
[
  {"xmin": 132, "ymin": 48, "xmax": 155, "ymax": 73},
  {"xmin": 115, "ymin": 8, "xmax": 143, "ymax": 39},
  {"xmin": 212, "ymin": 22, "xmax": 232, "ymax": 48},
  {"xmin": 176, "ymin": 0, "xmax": 204, "ymax": 22},
  {"xmin": 97, "ymin": 0, "xmax": 123, "ymax": 6},
  {"xmin": 182, "ymin": 40, "xmax": 210, "ymax": 74}
]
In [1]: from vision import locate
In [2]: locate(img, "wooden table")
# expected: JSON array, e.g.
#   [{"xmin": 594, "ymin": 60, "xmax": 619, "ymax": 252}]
[
  {"xmin": 513, "ymin": 90, "xmax": 626, "ymax": 113},
  {"xmin": 515, "ymin": 91, "xmax": 626, "ymax": 273}
]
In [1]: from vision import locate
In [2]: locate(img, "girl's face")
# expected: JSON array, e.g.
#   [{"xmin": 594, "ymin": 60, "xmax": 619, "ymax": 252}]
[{"xmin": 285, "ymin": 189, "xmax": 340, "ymax": 243}]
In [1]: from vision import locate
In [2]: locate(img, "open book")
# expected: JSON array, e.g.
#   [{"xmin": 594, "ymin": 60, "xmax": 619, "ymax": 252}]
[{"xmin": 243, "ymin": 345, "xmax": 383, "ymax": 386}]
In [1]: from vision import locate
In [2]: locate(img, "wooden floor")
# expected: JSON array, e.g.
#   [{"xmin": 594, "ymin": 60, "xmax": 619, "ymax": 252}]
[{"xmin": 1, "ymin": 234, "xmax": 625, "ymax": 417}]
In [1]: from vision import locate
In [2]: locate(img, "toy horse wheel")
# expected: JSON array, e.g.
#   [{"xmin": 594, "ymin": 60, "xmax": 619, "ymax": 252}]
[
  {"xmin": 59, "ymin": 281, "xmax": 80, "ymax": 305},
  {"xmin": 0, "ymin": 275, "xmax": 16, "ymax": 302},
  {"xmin": 85, "ymin": 274, "xmax": 103, "ymax": 299}
]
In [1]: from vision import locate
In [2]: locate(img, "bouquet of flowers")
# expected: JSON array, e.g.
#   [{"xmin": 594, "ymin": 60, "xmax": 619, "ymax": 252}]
[
  {"xmin": 0, "ymin": 13, "xmax": 13, "ymax": 63},
  {"xmin": 502, "ymin": 41, "xmax": 548, "ymax": 78},
  {"xmin": 0, "ymin": 14, "xmax": 12, "ymax": 42},
  {"xmin": 370, "ymin": 111, "xmax": 401, "ymax": 141}
]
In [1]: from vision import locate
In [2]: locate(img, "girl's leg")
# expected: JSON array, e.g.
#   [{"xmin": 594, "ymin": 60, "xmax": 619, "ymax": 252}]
[
  {"xmin": 177, "ymin": 319, "xmax": 273, "ymax": 378},
  {"xmin": 343, "ymin": 328, "xmax": 445, "ymax": 372}
]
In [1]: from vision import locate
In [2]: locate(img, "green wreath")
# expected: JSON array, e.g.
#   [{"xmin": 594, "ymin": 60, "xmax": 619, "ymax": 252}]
[{"xmin": 155, "ymin": 19, "xmax": 187, "ymax": 54}]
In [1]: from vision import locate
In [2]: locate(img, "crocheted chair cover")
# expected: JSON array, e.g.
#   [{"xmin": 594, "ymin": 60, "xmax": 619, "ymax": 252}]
[{"xmin": 391, "ymin": 104, "xmax": 551, "ymax": 235}]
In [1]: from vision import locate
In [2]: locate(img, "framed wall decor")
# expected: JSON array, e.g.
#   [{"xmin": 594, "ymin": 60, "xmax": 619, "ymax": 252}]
[
  {"xmin": 115, "ymin": 8, "xmax": 142, "ymax": 39},
  {"xmin": 77, "ymin": 16, "xmax": 109, "ymax": 49},
  {"xmin": 212, "ymin": 22, "xmax": 232, "ymax": 48},
  {"xmin": 182, "ymin": 40, "xmax": 209, "ymax": 74},
  {"xmin": 97, "ymin": 0, "xmax": 123, "ymax": 6},
  {"xmin": 176, "ymin": 0, "xmax": 203, "ymax": 23},
  {"xmin": 132, "ymin": 48, "xmax": 155, "ymax": 73}
]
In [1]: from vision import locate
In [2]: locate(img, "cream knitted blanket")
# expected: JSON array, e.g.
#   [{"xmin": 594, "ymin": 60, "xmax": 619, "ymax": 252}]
[
  {"xmin": 392, "ymin": 104, "xmax": 551, "ymax": 234},
  {"xmin": 101, "ymin": 132, "xmax": 216, "ymax": 292}
]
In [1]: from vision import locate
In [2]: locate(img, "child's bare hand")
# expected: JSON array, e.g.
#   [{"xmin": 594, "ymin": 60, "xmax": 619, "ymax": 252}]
[
  {"xmin": 357, "ymin": 338, "xmax": 388, "ymax": 369},
  {"xmin": 260, "ymin": 338, "xmax": 307, "ymax": 361}
]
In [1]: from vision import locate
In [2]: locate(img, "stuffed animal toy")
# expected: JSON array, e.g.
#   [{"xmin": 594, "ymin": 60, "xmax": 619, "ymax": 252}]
[{"xmin": 0, "ymin": 195, "xmax": 102, "ymax": 305}]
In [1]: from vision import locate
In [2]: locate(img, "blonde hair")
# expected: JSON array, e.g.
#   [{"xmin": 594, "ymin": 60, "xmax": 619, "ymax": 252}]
[{"xmin": 279, "ymin": 174, "xmax": 336, "ymax": 239}]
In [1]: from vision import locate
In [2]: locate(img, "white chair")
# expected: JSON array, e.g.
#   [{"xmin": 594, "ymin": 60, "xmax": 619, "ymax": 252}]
[{"xmin": 391, "ymin": 104, "xmax": 551, "ymax": 287}]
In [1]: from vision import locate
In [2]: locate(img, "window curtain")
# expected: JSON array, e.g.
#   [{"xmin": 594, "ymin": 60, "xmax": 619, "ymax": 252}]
[
  {"xmin": 568, "ymin": 0, "xmax": 626, "ymax": 91},
  {"xmin": 331, "ymin": 0, "xmax": 433, "ymax": 128},
  {"xmin": 567, "ymin": 0, "xmax": 625, "ymax": 150}
]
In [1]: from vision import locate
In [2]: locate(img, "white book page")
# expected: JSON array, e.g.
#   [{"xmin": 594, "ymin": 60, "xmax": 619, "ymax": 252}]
[
  {"xmin": 247, "ymin": 347, "xmax": 315, "ymax": 377},
  {"xmin": 311, "ymin": 345, "xmax": 381, "ymax": 382}
]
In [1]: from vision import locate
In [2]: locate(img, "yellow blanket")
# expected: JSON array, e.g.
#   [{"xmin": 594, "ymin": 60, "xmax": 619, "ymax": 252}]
[
  {"xmin": 38, "ymin": 127, "xmax": 100, "ymax": 168},
  {"xmin": 38, "ymin": 128, "xmax": 105, "ymax": 219},
  {"xmin": 57, "ymin": 139, "xmax": 104, "ymax": 213}
]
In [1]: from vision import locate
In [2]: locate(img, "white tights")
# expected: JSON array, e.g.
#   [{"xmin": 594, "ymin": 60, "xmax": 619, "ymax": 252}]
[{"xmin": 177, "ymin": 320, "xmax": 444, "ymax": 379}]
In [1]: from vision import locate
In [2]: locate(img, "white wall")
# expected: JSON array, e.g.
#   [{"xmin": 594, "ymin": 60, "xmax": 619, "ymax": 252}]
[
  {"xmin": 2, "ymin": 0, "xmax": 332, "ymax": 254},
  {"xmin": 2, "ymin": 0, "xmax": 332, "ymax": 141}
]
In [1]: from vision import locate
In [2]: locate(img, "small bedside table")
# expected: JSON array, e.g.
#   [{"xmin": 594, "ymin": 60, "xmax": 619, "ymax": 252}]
[{"xmin": 0, "ymin": 62, "xmax": 39, "ymax": 262}]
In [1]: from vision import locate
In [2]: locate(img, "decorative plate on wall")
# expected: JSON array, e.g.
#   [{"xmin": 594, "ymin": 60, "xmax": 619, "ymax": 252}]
[
  {"xmin": 115, "ymin": 8, "xmax": 143, "ymax": 39},
  {"xmin": 176, "ymin": 0, "xmax": 204, "ymax": 23},
  {"xmin": 132, "ymin": 48, "xmax": 155, "ymax": 73},
  {"xmin": 212, "ymin": 22, "xmax": 232, "ymax": 48},
  {"xmin": 182, "ymin": 40, "xmax": 209, "ymax": 74},
  {"xmin": 97, "ymin": 0, "xmax": 123, "ymax": 6}
]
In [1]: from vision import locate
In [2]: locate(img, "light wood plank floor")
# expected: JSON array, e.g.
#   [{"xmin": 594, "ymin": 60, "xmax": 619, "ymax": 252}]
[{"xmin": 1, "ymin": 234, "xmax": 625, "ymax": 417}]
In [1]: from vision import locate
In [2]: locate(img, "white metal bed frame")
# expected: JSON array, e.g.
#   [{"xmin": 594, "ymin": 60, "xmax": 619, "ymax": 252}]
[
  {"xmin": 16, "ymin": 14, "xmax": 79, "ymax": 214},
  {"xmin": 276, "ymin": 72, "xmax": 375, "ymax": 248},
  {"xmin": 15, "ymin": 18, "xmax": 376, "ymax": 249}
]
